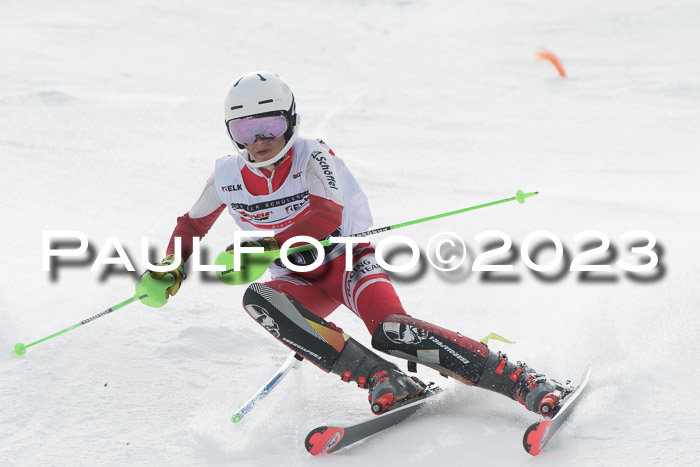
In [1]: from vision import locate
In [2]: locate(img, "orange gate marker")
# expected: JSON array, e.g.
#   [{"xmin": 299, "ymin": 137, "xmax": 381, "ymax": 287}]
[{"xmin": 536, "ymin": 49, "xmax": 567, "ymax": 78}]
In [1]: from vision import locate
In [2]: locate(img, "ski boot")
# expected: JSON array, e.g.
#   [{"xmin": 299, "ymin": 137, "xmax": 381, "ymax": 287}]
[
  {"xmin": 480, "ymin": 352, "xmax": 569, "ymax": 417},
  {"xmin": 367, "ymin": 365, "xmax": 426, "ymax": 414},
  {"xmin": 516, "ymin": 366, "xmax": 569, "ymax": 417},
  {"xmin": 371, "ymin": 314, "xmax": 569, "ymax": 417},
  {"xmin": 330, "ymin": 337, "xmax": 426, "ymax": 415}
]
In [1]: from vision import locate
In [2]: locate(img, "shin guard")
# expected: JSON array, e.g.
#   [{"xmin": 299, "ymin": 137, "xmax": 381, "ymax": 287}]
[
  {"xmin": 371, "ymin": 314, "xmax": 490, "ymax": 385},
  {"xmin": 243, "ymin": 283, "xmax": 348, "ymax": 371},
  {"xmin": 243, "ymin": 283, "xmax": 395, "ymax": 386}
]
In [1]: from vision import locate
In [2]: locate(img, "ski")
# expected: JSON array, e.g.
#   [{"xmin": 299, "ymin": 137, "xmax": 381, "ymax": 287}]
[
  {"xmin": 304, "ymin": 387, "xmax": 442, "ymax": 455},
  {"xmin": 522, "ymin": 364, "xmax": 592, "ymax": 456}
]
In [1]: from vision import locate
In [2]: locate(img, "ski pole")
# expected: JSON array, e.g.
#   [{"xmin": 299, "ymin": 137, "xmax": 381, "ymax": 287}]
[
  {"xmin": 12, "ymin": 272, "xmax": 175, "ymax": 356},
  {"xmin": 345, "ymin": 189, "xmax": 537, "ymax": 237},
  {"xmin": 231, "ymin": 351, "xmax": 302, "ymax": 423},
  {"xmin": 12, "ymin": 295, "xmax": 142, "ymax": 356},
  {"xmin": 216, "ymin": 189, "xmax": 538, "ymax": 285}
]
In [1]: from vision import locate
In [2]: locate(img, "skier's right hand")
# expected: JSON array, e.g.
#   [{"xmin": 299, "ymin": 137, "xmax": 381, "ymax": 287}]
[{"xmin": 145, "ymin": 254, "xmax": 186, "ymax": 298}]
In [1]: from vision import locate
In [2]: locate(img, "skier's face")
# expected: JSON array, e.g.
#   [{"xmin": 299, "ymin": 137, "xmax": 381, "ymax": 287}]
[{"xmin": 245, "ymin": 134, "xmax": 286, "ymax": 168}]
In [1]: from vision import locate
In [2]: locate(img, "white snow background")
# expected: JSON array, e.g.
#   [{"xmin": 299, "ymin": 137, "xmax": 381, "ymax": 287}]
[{"xmin": 1, "ymin": 0, "xmax": 699, "ymax": 465}]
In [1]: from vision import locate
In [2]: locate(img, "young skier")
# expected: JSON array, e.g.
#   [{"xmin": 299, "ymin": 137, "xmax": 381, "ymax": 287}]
[{"xmin": 148, "ymin": 71, "xmax": 567, "ymax": 417}]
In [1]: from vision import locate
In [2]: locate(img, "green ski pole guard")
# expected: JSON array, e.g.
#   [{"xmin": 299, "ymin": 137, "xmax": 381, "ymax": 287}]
[
  {"xmin": 135, "ymin": 272, "xmax": 175, "ymax": 308},
  {"xmin": 215, "ymin": 249, "xmax": 286, "ymax": 285}
]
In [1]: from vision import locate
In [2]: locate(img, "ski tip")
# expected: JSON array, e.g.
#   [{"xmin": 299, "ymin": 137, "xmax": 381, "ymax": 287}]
[
  {"xmin": 305, "ymin": 426, "xmax": 344, "ymax": 456},
  {"xmin": 523, "ymin": 420, "xmax": 551, "ymax": 456}
]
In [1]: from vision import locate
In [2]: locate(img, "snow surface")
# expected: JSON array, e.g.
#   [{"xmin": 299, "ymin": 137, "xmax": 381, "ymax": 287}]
[{"xmin": 1, "ymin": 0, "xmax": 699, "ymax": 465}]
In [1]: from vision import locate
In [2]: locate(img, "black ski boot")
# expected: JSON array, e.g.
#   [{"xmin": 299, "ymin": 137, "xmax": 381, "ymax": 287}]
[
  {"xmin": 330, "ymin": 338, "xmax": 426, "ymax": 414},
  {"xmin": 477, "ymin": 352, "xmax": 567, "ymax": 417},
  {"xmin": 371, "ymin": 313, "xmax": 568, "ymax": 417},
  {"xmin": 367, "ymin": 365, "xmax": 426, "ymax": 415}
]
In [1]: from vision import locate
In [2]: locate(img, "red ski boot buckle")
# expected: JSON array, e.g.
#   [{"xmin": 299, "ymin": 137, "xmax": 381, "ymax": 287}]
[
  {"xmin": 538, "ymin": 393, "xmax": 557, "ymax": 417},
  {"xmin": 371, "ymin": 393, "xmax": 394, "ymax": 415}
]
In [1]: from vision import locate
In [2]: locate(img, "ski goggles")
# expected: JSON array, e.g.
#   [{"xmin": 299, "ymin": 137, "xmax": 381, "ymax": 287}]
[{"xmin": 227, "ymin": 113, "xmax": 288, "ymax": 146}]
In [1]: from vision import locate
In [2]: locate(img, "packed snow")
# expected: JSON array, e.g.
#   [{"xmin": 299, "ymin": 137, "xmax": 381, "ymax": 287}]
[{"xmin": 1, "ymin": 0, "xmax": 699, "ymax": 465}]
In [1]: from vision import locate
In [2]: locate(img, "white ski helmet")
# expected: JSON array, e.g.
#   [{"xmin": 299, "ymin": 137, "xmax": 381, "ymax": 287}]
[{"xmin": 223, "ymin": 71, "xmax": 300, "ymax": 168}]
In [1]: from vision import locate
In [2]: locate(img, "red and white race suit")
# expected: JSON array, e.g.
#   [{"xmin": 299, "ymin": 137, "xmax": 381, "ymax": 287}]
[{"xmin": 165, "ymin": 138, "xmax": 407, "ymax": 333}]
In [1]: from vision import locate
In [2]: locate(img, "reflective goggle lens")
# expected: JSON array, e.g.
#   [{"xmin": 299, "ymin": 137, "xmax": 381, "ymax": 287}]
[{"xmin": 228, "ymin": 114, "xmax": 288, "ymax": 146}]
